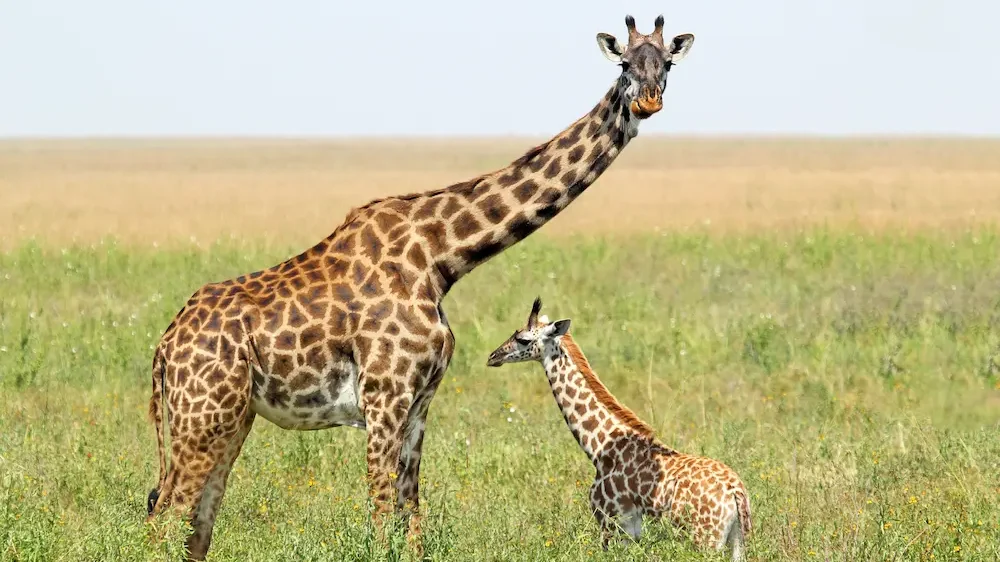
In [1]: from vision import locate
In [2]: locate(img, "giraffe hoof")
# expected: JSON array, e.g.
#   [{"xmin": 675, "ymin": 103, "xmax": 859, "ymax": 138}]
[{"xmin": 146, "ymin": 488, "xmax": 160, "ymax": 515}]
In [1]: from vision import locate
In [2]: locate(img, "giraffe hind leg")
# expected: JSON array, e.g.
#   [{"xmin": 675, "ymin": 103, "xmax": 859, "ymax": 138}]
[
  {"xmin": 723, "ymin": 503, "xmax": 745, "ymax": 561},
  {"xmin": 726, "ymin": 524, "xmax": 745, "ymax": 562},
  {"xmin": 621, "ymin": 510, "xmax": 643, "ymax": 542},
  {"xmin": 186, "ymin": 412, "xmax": 256, "ymax": 560},
  {"xmin": 150, "ymin": 358, "xmax": 253, "ymax": 561}
]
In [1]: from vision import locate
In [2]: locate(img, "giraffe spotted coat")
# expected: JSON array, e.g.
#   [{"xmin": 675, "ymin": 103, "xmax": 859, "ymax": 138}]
[
  {"xmin": 145, "ymin": 14, "xmax": 695, "ymax": 560},
  {"xmin": 487, "ymin": 298, "xmax": 751, "ymax": 560}
]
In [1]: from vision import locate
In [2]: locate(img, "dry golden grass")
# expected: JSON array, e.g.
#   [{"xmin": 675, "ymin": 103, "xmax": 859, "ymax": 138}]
[{"xmin": 2, "ymin": 137, "xmax": 999, "ymax": 248}]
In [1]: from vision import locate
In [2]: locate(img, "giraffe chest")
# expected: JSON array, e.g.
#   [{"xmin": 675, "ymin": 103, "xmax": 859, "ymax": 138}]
[{"xmin": 250, "ymin": 360, "xmax": 365, "ymax": 431}]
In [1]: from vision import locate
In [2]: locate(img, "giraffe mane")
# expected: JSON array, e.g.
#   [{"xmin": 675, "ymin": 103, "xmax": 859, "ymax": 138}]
[
  {"xmin": 559, "ymin": 335, "xmax": 662, "ymax": 440},
  {"xmin": 330, "ymin": 139, "xmax": 554, "ymax": 236}
]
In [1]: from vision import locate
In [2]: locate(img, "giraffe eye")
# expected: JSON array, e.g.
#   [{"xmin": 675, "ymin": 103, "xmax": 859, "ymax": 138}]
[{"xmin": 514, "ymin": 335, "xmax": 531, "ymax": 345}]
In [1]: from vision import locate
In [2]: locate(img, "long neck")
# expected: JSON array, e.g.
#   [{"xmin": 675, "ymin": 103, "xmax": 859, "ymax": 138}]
[
  {"xmin": 540, "ymin": 334, "xmax": 659, "ymax": 466},
  {"xmin": 431, "ymin": 77, "xmax": 638, "ymax": 291}
]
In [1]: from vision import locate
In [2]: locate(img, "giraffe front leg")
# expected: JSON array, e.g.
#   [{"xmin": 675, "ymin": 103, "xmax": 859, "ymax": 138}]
[
  {"xmin": 360, "ymin": 327, "xmax": 451, "ymax": 555},
  {"xmin": 395, "ymin": 391, "xmax": 436, "ymax": 549},
  {"xmin": 590, "ymin": 477, "xmax": 617, "ymax": 550},
  {"xmin": 362, "ymin": 382, "xmax": 413, "ymax": 538}
]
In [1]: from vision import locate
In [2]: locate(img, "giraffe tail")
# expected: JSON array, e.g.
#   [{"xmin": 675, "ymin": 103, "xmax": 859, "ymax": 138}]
[
  {"xmin": 147, "ymin": 347, "xmax": 168, "ymax": 516},
  {"xmin": 723, "ymin": 487, "xmax": 752, "ymax": 561},
  {"xmin": 734, "ymin": 487, "xmax": 752, "ymax": 540}
]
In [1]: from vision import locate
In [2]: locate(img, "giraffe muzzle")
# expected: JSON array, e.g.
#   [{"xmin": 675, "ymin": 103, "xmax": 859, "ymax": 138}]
[
  {"xmin": 486, "ymin": 352, "xmax": 503, "ymax": 367},
  {"xmin": 630, "ymin": 86, "xmax": 663, "ymax": 119}
]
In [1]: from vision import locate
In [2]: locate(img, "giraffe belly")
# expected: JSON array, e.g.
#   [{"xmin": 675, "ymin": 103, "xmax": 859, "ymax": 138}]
[{"xmin": 251, "ymin": 363, "xmax": 366, "ymax": 431}]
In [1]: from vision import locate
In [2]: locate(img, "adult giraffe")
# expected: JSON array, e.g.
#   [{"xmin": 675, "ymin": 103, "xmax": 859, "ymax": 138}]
[{"xmin": 146, "ymin": 15, "xmax": 695, "ymax": 560}]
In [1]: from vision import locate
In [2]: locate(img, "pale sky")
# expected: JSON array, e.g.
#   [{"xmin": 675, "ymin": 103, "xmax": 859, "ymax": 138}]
[{"xmin": 0, "ymin": 0, "xmax": 995, "ymax": 137}]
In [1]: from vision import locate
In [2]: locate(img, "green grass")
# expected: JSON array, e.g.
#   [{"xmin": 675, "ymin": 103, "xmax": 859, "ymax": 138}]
[{"xmin": 2, "ymin": 228, "xmax": 999, "ymax": 561}]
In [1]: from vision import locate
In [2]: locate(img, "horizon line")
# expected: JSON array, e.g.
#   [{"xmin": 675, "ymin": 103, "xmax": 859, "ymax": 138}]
[{"xmin": 2, "ymin": 132, "xmax": 1000, "ymax": 143}]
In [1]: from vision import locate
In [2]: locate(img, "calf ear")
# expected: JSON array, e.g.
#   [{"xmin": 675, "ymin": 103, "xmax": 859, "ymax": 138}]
[{"xmin": 550, "ymin": 319, "xmax": 572, "ymax": 337}]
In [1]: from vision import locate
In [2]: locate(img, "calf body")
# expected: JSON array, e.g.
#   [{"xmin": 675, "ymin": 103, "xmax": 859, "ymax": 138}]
[{"xmin": 487, "ymin": 298, "xmax": 751, "ymax": 559}]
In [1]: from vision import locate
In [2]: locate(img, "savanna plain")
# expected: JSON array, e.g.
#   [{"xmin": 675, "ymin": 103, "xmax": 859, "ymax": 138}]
[{"xmin": 2, "ymin": 138, "xmax": 999, "ymax": 561}]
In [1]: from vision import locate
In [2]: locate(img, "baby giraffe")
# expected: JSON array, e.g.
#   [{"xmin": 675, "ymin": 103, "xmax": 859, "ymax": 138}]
[{"xmin": 487, "ymin": 298, "xmax": 752, "ymax": 560}]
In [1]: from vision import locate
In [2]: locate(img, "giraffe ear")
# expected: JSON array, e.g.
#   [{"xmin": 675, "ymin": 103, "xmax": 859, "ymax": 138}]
[
  {"xmin": 549, "ymin": 319, "xmax": 571, "ymax": 337},
  {"xmin": 596, "ymin": 33, "xmax": 625, "ymax": 63},
  {"xmin": 667, "ymin": 33, "xmax": 695, "ymax": 63}
]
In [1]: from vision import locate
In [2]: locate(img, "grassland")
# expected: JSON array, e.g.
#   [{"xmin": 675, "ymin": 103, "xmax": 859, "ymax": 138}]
[
  {"xmin": 4, "ymin": 138, "xmax": 1000, "ymax": 248},
  {"xmin": 1, "ymin": 140, "xmax": 999, "ymax": 561}
]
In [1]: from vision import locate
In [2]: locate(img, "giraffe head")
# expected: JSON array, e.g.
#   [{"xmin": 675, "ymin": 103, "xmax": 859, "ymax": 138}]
[
  {"xmin": 486, "ymin": 297, "xmax": 571, "ymax": 367},
  {"xmin": 596, "ymin": 15, "xmax": 695, "ymax": 120}
]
